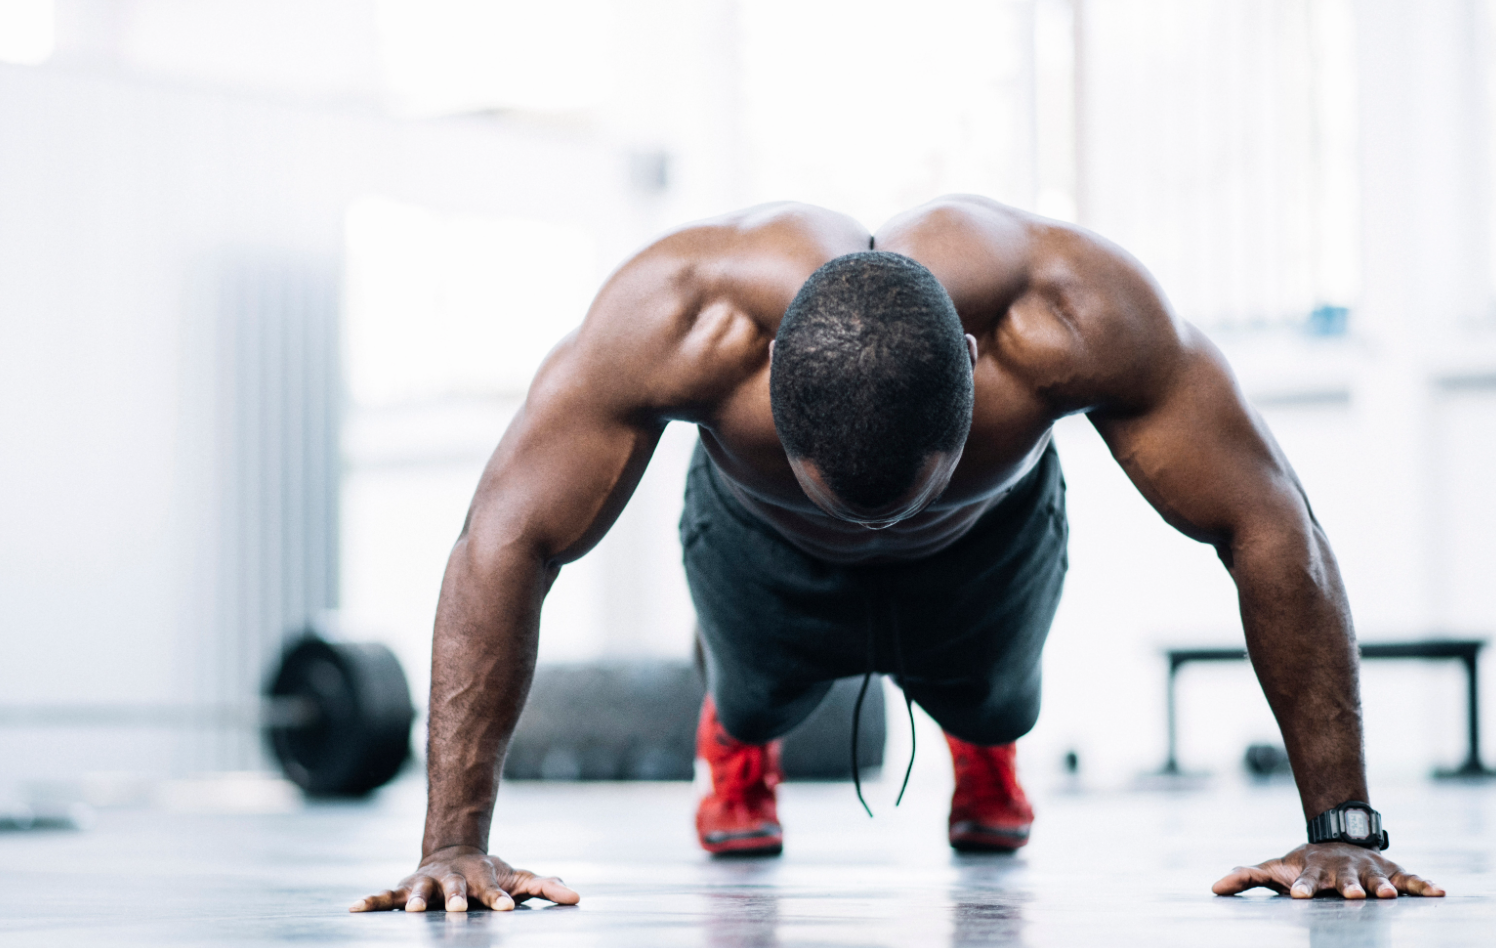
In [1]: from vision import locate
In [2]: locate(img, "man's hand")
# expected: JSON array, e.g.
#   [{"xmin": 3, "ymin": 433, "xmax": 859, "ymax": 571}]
[
  {"xmin": 350, "ymin": 845, "xmax": 580, "ymax": 913},
  {"xmin": 1212, "ymin": 843, "xmax": 1445, "ymax": 899}
]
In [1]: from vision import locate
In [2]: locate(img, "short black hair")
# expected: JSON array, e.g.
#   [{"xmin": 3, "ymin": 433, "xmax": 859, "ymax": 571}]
[{"xmin": 770, "ymin": 251, "xmax": 974, "ymax": 510}]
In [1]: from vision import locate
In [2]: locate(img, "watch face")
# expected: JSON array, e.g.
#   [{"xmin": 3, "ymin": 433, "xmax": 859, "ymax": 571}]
[{"xmin": 1343, "ymin": 808, "xmax": 1371, "ymax": 840}]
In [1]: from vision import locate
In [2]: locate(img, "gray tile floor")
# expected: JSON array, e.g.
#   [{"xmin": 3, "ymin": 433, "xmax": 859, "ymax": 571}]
[{"xmin": 1, "ymin": 774, "xmax": 1491, "ymax": 946}]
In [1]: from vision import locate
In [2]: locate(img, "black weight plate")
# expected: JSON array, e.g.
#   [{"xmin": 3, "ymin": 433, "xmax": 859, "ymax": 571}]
[
  {"xmin": 265, "ymin": 638, "xmax": 414, "ymax": 797},
  {"xmin": 1243, "ymin": 742, "xmax": 1290, "ymax": 777},
  {"xmin": 779, "ymin": 675, "xmax": 885, "ymax": 780},
  {"xmin": 502, "ymin": 660, "xmax": 884, "ymax": 782},
  {"xmin": 504, "ymin": 661, "xmax": 703, "ymax": 781}
]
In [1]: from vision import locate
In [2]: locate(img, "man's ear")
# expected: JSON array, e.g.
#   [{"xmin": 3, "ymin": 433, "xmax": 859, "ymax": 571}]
[{"xmin": 965, "ymin": 334, "xmax": 978, "ymax": 368}]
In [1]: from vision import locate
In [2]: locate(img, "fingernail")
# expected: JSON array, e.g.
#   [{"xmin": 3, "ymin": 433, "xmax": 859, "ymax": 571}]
[
  {"xmin": 1291, "ymin": 885, "xmax": 1311, "ymax": 898},
  {"xmin": 348, "ymin": 901, "xmax": 365, "ymax": 912},
  {"xmin": 407, "ymin": 897, "xmax": 426, "ymax": 912},
  {"xmin": 448, "ymin": 897, "xmax": 468, "ymax": 912}
]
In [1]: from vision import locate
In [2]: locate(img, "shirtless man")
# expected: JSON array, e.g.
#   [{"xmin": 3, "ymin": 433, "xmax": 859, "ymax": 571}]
[{"xmin": 352, "ymin": 196, "xmax": 1444, "ymax": 913}]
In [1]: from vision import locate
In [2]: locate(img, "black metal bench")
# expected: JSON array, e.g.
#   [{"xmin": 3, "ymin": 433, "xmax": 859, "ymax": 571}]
[{"xmin": 1161, "ymin": 638, "xmax": 1494, "ymax": 778}]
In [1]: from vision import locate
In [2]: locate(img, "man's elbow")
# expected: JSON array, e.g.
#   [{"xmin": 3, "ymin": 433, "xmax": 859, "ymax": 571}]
[
  {"xmin": 1226, "ymin": 512, "xmax": 1339, "ymax": 587},
  {"xmin": 453, "ymin": 521, "xmax": 552, "ymax": 582}
]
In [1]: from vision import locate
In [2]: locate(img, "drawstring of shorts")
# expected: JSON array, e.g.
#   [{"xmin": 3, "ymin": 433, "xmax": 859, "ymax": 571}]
[
  {"xmin": 850, "ymin": 582, "xmax": 917, "ymax": 817},
  {"xmin": 850, "ymin": 669, "xmax": 875, "ymax": 817},
  {"xmin": 891, "ymin": 607, "xmax": 917, "ymax": 808}
]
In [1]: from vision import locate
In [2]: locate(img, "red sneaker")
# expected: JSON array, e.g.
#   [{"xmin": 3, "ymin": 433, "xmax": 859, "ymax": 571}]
[
  {"xmin": 946, "ymin": 734, "xmax": 1034, "ymax": 852},
  {"xmin": 694, "ymin": 696, "xmax": 784, "ymax": 856}
]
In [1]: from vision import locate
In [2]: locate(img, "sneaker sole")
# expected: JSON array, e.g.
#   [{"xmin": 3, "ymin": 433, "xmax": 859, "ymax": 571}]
[
  {"xmin": 949, "ymin": 821, "xmax": 1030, "ymax": 852},
  {"xmin": 700, "ymin": 826, "xmax": 784, "ymax": 857}
]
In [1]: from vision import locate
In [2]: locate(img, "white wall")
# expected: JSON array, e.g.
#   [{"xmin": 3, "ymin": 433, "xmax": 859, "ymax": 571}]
[{"xmin": 0, "ymin": 49, "xmax": 638, "ymax": 781}]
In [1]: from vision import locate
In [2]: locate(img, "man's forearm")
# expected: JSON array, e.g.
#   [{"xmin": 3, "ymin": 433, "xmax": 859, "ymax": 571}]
[
  {"xmin": 1229, "ymin": 522, "xmax": 1367, "ymax": 818},
  {"xmin": 421, "ymin": 535, "xmax": 553, "ymax": 856}
]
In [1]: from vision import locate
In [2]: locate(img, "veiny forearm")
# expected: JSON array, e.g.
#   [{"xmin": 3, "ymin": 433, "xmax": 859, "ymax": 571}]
[
  {"xmin": 421, "ymin": 535, "xmax": 556, "ymax": 857},
  {"xmin": 1228, "ymin": 522, "xmax": 1366, "ymax": 818}
]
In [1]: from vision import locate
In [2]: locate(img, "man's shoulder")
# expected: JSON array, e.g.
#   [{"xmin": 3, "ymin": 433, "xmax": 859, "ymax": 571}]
[
  {"xmin": 881, "ymin": 196, "xmax": 1186, "ymax": 414},
  {"xmin": 880, "ymin": 194, "xmax": 1143, "ymax": 307},
  {"xmin": 1011, "ymin": 221, "xmax": 1188, "ymax": 414},
  {"xmin": 563, "ymin": 203, "xmax": 870, "ymax": 419}
]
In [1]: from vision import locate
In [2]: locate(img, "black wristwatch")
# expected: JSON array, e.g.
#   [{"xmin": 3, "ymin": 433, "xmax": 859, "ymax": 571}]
[{"xmin": 1307, "ymin": 800, "xmax": 1388, "ymax": 850}]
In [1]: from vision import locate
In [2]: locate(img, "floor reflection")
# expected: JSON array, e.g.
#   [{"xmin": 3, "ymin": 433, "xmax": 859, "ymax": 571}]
[
  {"xmin": 1301, "ymin": 899, "xmax": 1390, "ymax": 948},
  {"xmin": 949, "ymin": 851, "xmax": 1029, "ymax": 946},
  {"xmin": 423, "ymin": 907, "xmax": 503, "ymax": 948},
  {"xmin": 421, "ymin": 903, "xmax": 578, "ymax": 947},
  {"xmin": 701, "ymin": 889, "xmax": 781, "ymax": 948}
]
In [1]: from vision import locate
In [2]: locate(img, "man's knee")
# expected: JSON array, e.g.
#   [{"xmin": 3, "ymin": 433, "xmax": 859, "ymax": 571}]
[
  {"xmin": 712, "ymin": 680, "xmax": 834, "ymax": 744},
  {"xmin": 905, "ymin": 678, "xmax": 1041, "ymax": 746}
]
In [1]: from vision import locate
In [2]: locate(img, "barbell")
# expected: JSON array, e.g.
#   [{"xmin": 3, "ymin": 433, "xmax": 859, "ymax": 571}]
[
  {"xmin": 264, "ymin": 637, "xmax": 414, "ymax": 797},
  {"xmin": 0, "ymin": 636, "xmax": 415, "ymax": 799},
  {"xmin": 3, "ymin": 642, "xmax": 887, "ymax": 797}
]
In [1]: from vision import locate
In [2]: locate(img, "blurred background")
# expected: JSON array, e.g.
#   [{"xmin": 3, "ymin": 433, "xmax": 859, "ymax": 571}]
[{"xmin": 3, "ymin": 0, "xmax": 1495, "ymax": 805}]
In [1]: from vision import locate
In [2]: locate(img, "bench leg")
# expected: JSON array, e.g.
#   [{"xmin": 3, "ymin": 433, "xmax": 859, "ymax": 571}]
[
  {"xmin": 1435, "ymin": 653, "xmax": 1496, "ymax": 779},
  {"xmin": 1160, "ymin": 664, "xmax": 1181, "ymax": 775}
]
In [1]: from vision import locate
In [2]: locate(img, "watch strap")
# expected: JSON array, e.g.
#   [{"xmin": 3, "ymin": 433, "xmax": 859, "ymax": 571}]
[{"xmin": 1307, "ymin": 800, "xmax": 1388, "ymax": 850}]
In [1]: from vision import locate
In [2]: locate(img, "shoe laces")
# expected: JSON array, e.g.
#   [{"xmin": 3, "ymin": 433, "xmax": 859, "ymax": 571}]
[
  {"xmin": 952, "ymin": 741, "xmax": 1022, "ymax": 804},
  {"xmin": 709, "ymin": 736, "xmax": 777, "ymax": 806}
]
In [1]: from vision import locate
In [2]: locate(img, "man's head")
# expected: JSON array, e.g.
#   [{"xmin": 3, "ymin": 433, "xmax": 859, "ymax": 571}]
[{"xmin": 770, "ymin": 251, "xmax": 976, "ymax": 527}]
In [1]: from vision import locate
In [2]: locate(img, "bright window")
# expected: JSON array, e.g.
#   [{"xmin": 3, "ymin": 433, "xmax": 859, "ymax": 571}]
[
  {"xmin": 374, "ymin": 0, "xmax": 613, "ymax": 116},
  {"xmin": 0, "ymin": 0, "xmax": 54, "ymax": 65},
  {"xmin": 344, "ymin": 196, "xmax": 599, "ymax": 405}
]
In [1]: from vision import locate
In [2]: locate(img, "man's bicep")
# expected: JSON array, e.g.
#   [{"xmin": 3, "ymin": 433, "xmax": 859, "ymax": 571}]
[
  {"xmin": 457, "ymin": 240, "xmax": 713, "ymax": 567},
  {"xmin": 463, "ymin": 344, "xmax": 666, "ymax": 569},
  {"xmin": 1088, "ymin": 328, "xmax": 1311, "ymax": 550}
]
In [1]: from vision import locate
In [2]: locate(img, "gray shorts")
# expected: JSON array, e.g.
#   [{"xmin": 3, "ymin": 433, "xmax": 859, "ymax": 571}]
[{"xmin": 679, "ymin": 438, "xmax": 1068, "ymax": 745}]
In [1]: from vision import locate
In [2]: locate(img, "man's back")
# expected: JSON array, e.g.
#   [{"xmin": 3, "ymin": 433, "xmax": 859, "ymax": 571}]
[{"xmin": 564, "ymin": 195, "xmax": 1184, "ymax": 562}]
